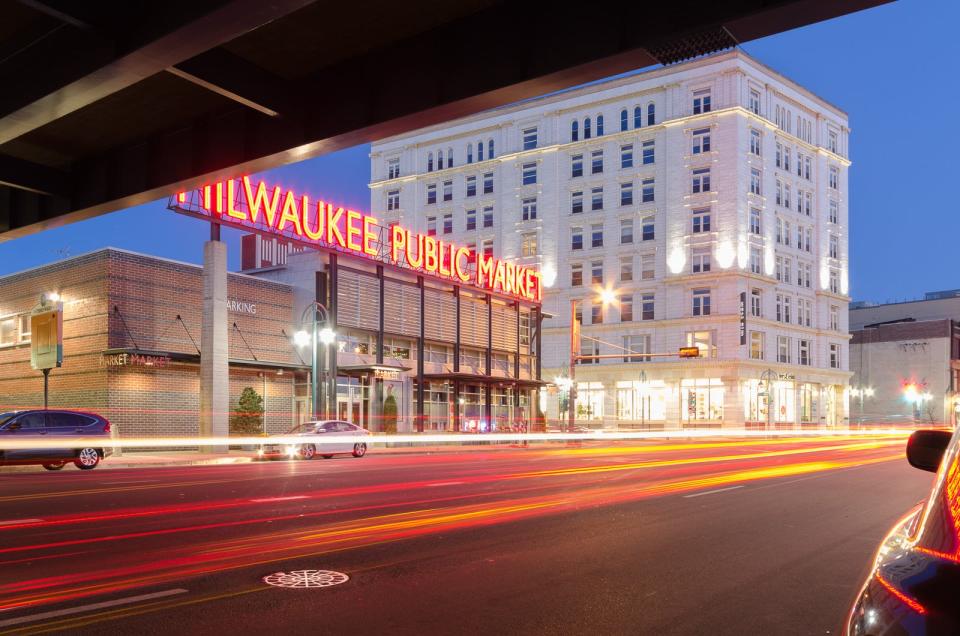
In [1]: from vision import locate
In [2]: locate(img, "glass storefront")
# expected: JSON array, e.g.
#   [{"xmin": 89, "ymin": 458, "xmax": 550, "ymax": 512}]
[
  {"xmin": 615, "ymin": 380, "xmax": 666, "ymax": 422},
  {"xmin": 681, "ymin": 378, "xmax": 724, "ymax": 422},
  {"xmin": 337, "ymin": 376, "xmax": 371, "ymax": 427},
  {"xmin": 772, "ymin": 381, "xmax": 795, "ymax": 424},
  {"xmin": 576, "ymin": 382, "xmax": 605, "ymax": 420},
  {"xmin": 743, "ymin": 379, "xmax": 770, "ymax": 424}
]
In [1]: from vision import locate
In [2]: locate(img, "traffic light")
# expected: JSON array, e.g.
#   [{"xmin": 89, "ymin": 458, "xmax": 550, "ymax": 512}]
[{"xmin": 678, "ymin": 346, "xmax": 701, "ymax": 358}]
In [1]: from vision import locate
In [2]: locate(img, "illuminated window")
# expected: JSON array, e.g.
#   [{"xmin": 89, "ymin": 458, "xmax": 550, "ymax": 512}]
[
  {"xmin": 641, "ymin": 178, "xmax": 654, "ymax": 203},
  {"xmin": 642, "ymin": 140, "xmax": 655, "ymax": 165},
  {"xmin": 620, "ymin": 218, "xmax": 633, "ymax": 244},
  {"xmin": 621, "ymin": 144, "xmax": 633, "ymax": 169},
  {"xmin": 692, "ymin": 89, "xmax": 711, "ymax": 114},
  {"xmin": 777, "ymin": 336, "xmax": 791, "ymax": 363},
  {"xmin": 596, "ymin": 114, "xmax": 604, "ymax": 136},
  {"xmin": 521, "ymin": 232, "xmax": 538, "ymax": 257},
  {"xmin": 750, "ymin": 331, "xmax": 764, "ymax": 360},
  {"xmin": 386, "ymin": 189, "xmax": 400, "ymax": 211},
  {"xmin": 426, "ymin": 184, "xmax": 436, "ymax": 205},
  {"xmin": 692, "ymin": 208, "xmax": 710, "ymax": 233},
  {"xmin": 18, "ymin": 314, "xmax": 30, "ymax": 343},
  {"xmin": 571, "ymin": 191, "xmax": 583, "ymax": 214},
  {"xmin": 620, "ymin": 295, "xmax": 633, "ymax": 322},
  {"xmin": 387, "ymin": 159, "xmax": 400, "ymax": 179},
  {"xmin": 620, "ymin": 182, "xmax": 633, "ymax": 206},
  {"xmin": 692, "ymin": 288, "xmax": 711, "ymax": 316},
  {"xmin": 620, "ymin": 256, "xmax": 633, "ymax": 282},
  {"xmin": 591, "ymin": 304, "xmax": 603, "ymax": 324},
  {"xmin": 426, "ymin": 216, "xmax": 437, "ymax": 236},
  {"xmin": 522, "ymin": 127, "xmax": 538, "ymax": 150},
  {"xmin": 750, "ymin": 289, "xmax": 762, "ymax": 317},
  {"xmin": 0, "ymin": 317, "xmax": 16, "ymax": 346},
  {"xmin": 750, "ymin": 247, "xmax": 762, "ymax": 274},
  {"xmin": 521, "ymin": 197, "xmax": 537, "ymax": 221},
  {"xmin": 522, "ymin": 163, "xmax": 537, "ymax": 185},
  {"xmin": 571, "ymin": 263, "xmax": 583, "ymax": 287},
  {"xmin": 571, "ymin": 154, "xmax": 583, "ymax": 178},
  {"xmin": 829, "ymin": 343, "xmax": 840, "ymax": 368},
  {"xmin": 685, "ymin": 331, "xmax": 715, "ymax": 358},
  {"xmin": 692, "ymin": 168, "xmax": 710, "ymax": 194},
  {"xmin": 640, "ymin": 254, "xmax": 654, "ymax": 280},
  {"xmin": 591, "ymin": 150, "xmax": 603, "ymax": 174},
  {"xmin": 691, "ymin": 248, "xmax": 711, "ymax": 274},
  {"xmin": 692, "ymin": 128, "xmax": 710, "ymax": 154},
  {"xmin": 482, "ymin": 206, "xmax": 494, "ymax": 228},
  {"xmin": 591, "ymin": 187, "xmax": 603, "ymax": 211},
  {"xmin": 466, "ymin": 209, "xmax": 476, "ymax": 231},
  {"xmin": 466, "ymin": 175, "xmax": 476, "ymax": 197}
]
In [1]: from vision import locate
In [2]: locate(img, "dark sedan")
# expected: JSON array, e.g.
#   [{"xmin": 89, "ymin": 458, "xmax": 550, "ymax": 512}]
[
  {"xmin": 0, "ymin": 410, "xmax": 112, "ymax": 470},
  {"xmin": 846, "ymin": 428, "xmax": 960, "ymax": 635}
]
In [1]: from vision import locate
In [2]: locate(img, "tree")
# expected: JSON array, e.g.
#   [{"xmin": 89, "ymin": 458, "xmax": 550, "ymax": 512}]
[
  {"xmin": 382, "ymin": 393, "xmax": 398, "ymax": 434},
  {"xmin": 230, "ymin": 387, "xmax": 264, "ymax": 435}
]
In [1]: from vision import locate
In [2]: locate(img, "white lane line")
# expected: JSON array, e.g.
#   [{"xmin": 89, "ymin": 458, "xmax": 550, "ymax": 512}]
[
  {"xmin": 0, "ymin": 519, "xmax": 43, "ymax": 527},
  {"xmin": 249, "ymin": 496, "xmax": 309, "ymax": 503},
  {"xmin": 426, "ymin": 482, "xmax": 465, "ymax": 487},
  {"xmin": 101, "ymin": 480, "xmax": 161, "ymax": 485},
  {"xmin": 0, "ymin": 589, "xmax": 188, "ymax": 626},
  {"xmin": 683, "ymin": 485, "xmax": 744, "ymax": 498}
]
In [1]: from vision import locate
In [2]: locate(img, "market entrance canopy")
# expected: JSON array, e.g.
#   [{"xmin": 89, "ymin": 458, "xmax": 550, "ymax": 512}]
[{"xmin": 170, "ymin": 177, "xmax": 543, "ymax": 304}]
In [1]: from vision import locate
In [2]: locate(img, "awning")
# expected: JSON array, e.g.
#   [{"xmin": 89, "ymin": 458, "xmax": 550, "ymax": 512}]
[
  {"xmin": 100, "ymin": 348, "xmax": 309, "ymax": 371},
  {"xmin": 422, "ymin": 371, "xmax": 548, "ymax": 387}
]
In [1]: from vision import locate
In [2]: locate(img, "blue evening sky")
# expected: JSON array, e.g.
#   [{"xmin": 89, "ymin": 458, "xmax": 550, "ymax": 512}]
[{"xmin": 0, "ymin": 0, "xmax": 952, "ymax": 303}]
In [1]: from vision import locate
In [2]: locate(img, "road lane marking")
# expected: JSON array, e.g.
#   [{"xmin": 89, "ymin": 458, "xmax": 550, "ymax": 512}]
[
  {"xmin": 426, "ymin": 482, "xmax": 465, "ymax": 487},
  {"xmin": 0, "ymin": 589, "xmax": 188, "ymax": 627},
  {"xmin": 249, "ymin": 496, "xmax": 309, "ymax": 503},
  {"xmin": 101, "ymin": 480, "xmax": 161, "ymax": 485},
  {"xmin": 0, "ymin": 519, "xmax": 42, "ymax": 527},
  {"xmin": 683, "ymin": 485, "xmax": 744, "ymax": 498}
]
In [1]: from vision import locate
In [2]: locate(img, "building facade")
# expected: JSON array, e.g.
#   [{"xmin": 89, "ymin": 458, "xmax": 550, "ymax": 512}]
[{"xmin": 369, "ymin": 49, "xmax": 852, "ymax": 428}]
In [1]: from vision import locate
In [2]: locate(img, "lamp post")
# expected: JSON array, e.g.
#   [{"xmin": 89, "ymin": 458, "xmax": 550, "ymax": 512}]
[
  {"xmin": 568, "ymin": 289, "xmax": 617, "ymax": 433},
  {"xmin": 638, "ymin": 369, "xmax": 648, "ymax": 430},
  {"xmin": 759, "ymin": 369, "xmax": 777, "ymax": 431},
  {"xmin": 294, "ymin": 302, "xmax": 335, "ymax": 421},
  {"xmin": 849, "ymin": 386, "xmax": 874, "ymax": 427}
]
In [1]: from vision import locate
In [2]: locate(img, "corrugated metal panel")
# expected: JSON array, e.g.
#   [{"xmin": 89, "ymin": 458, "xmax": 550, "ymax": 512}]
[
  {"xmin": 337, "ymin": 270, "xmax": 380, "ymax": 331},
  {"xmin": 383, "ymin": 280, "xmax": 420, "ymax": 338},
  {"xmin": 492, "ymin": 303, "xmax": 517, "ymax": 351},
  {"xmin": 459, "ymin": 295, "xmax": 488, "ymax": 349},
  {"xmin": 424, "ymin": 288, "xmax": 456, "ymax": 342}
]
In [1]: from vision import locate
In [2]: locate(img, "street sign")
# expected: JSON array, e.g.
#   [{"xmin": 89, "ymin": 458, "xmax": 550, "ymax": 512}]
[{"xmin": 30, "ymin": 302, "xmax": 62, "ymax": 370}]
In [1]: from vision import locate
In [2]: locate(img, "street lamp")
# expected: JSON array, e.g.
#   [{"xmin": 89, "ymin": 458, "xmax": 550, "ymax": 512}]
[
  {"xmin": 568, "ymin": 289, "xmax": 617, "ymax": 433},
  {"xmin": 759, "ymin": 369, "xmax": 777, "ymax": 431},
  {"xmin": 294, "ymin": 302, "xmax": 335, "ymax": 420},
  {"xmin": 849, "ymin": 386, "xmax": 874, "ymax": 426}
]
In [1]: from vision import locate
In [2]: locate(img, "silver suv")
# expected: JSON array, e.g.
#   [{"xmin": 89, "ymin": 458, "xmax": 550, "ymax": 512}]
[{"xmin": 0, "ymin": 410, "xmax": 112, "ymax": 470}]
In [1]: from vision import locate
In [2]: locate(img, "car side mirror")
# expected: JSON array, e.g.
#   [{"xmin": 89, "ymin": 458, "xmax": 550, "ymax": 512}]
[{"xmin": 907, "ymin": 430, "xmax": 953, "ymax": 473}]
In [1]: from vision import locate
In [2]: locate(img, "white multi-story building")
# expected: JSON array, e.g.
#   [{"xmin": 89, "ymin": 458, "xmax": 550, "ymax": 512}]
[{"xmin": 369, "ymin": 49, "xmax": 851, "ymax": 429}]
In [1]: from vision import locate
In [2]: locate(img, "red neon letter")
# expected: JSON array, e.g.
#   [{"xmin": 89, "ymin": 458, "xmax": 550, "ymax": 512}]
[
  {"xmin": 476, "ymin": 254, "xmax": 495, "ymax": 289},
  {"xmin": 362, "ymin": 216, "xmax": 379, "ymax": 257},
  {"xmin": 242, "ymin": 177, "xmax": 282, "ymax": 228},
  {"xmin": 406, "ymin": 234, "xmax": 424, "ymax": 268},
  {"xmin": 492, "ymin": 260, "xmax": 506, "ymax": 293},
  {"xmin": 423, "ymin": 236, "xmax": 439, "ymax": 272},
  {"xmin": 345, "ymin": 210, "xmax": 363, "ymax": 253},
  {"xmin": 326, "ymin": 205, "xmax": 346, "ymax": 248},
  {"xmin": 278, "ymin": 191, "xmax": 304, "ymax": 236},
  {"xmin": 226, "ymin": 179, "xmax": 246, "ymax": 220},
  {"xmin": 454, "ymin": 247, "xmax": 471, "ymax": 282},
  {"xmin": 391, "ymin": 225, "xmax": 406, "ymax": 263}
]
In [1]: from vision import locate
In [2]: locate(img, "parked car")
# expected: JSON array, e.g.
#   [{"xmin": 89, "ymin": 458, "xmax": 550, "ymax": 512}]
[
  {"xmin": 846, "ymin": 428, "xmax": 960, "ymax": 635},
  {"xmin": 258, "ymin": 420, "xmax": 370, "ymax": 460},
  {"xmin": 0, "ymin": 410, "xmax": 112, "ymax": 470}
]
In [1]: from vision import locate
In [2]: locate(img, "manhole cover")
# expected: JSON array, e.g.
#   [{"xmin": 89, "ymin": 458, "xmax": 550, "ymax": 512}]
[{"xmin": 263, "ymin": 569, "xmax": 349, "ymax": 589}]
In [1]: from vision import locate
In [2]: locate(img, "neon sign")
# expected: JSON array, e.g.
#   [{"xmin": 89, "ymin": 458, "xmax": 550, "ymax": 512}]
[{"xmin": 171, "ymin": 177, "xmax": 542, "ymax": 303}]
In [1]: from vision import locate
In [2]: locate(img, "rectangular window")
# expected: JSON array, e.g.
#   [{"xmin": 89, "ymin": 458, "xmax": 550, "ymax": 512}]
[
  {"xmin": 641, "ymin": 216, "xmax": 655, "ymax": 241},
  {"xmin": 641, "ymin": 294, "xmax": 655, "ymax": 320},
  {"xmin": 830, "ymin": 305, "xmax": 839, "ymax": 331},
  {"xmin": 775, "ymin": 180, "xmax": 783, "ymax": 206},
  {"xmin": 483, "ymin": 206, "xmax": 494, "ymax": 228},
  {"xmin": 750, "ymin": 247, "xmax": 762, "ymax": 274},
  {"xmin": 803, "ymin": 262, "xmax": 812, "ymax": 288},
  {"xmin": 692, "ymin": 168, "xmax": 711, "ymax": 193},
  {"xmin": 572, "ymin": 191, "xmax": 583, "ymax": 214},
  {"xmin": 591, "ymin": 304, "xmax": 603, "ymax": 325},
  {"xmin": 749, "ymin": 89, "xmax": 761, "ymax": 115},
  {"xmin": 522, "ymin": 197, "xmax": 537, "ymax": 221},
  {"xmin": 804, "ymin": 191, "xmax": 812, "ymax": 216},
  {"xmin": 686, "ymin": 331, "xmax": 715, "ymax": 358},
  {"xmin": 591, "ymin": 150, "xmax": 604, "ymax": 174},
  {"xmin": 796, "ymin": 225, "xmax": 803, "ymax": 251},
  {"xmin": 387, "ymin": 159, "xmax": 400, "ymax": 179},
  {"xmin": 829, "ymin": 268, "xmax": 839, "ymax": 294},
  {"xmin": 466, "ymin": 176, "xmax": 476, "ymax": 197},
  {"xmin": 426, "ymin": 184, "xmax": 437, "ymax": 205},
  {"xmin": 783, "ymin": 183, "xmax": 790, "ymax": 209},
  {"xmin": 750, "ymin": 331, "xmax": 764, "ymax": 360},
  {"xmin": 426, "ymin": 216, "xmax": 437, "ymax": 236},
  {"xmin": 750, "ymin": 129, "xmax": 761, "ymax": 156},
  {"xmin": 829, "ymin": 166, "xmax": 839, "ymax": 190},
  {"xmin": 777, "ymin": 336, "xmax": 791, "ymax": 363},
  {"xmin": 692, "ymin": 208, "xmax": 711, "ymax": 233},
  {"xmin": 828, "ymin": 130, "xmax": 839, "ymax": 154},
  {"xmin": 620, "ymin": 182, "xmax": 633, "ymax": 206},
  {"xmin": 775, "ymin": 142, "xmax": 782, "ymax": 169},
  {"xmin": 797, "ymin": 151, "xmax": 803, "ymax": 177},
  {"xmin": 641, "ymin": 178, "xmax": 655, "ymax": 203},
  {"xmin": 521, "ymin": 232, "xmax": 538, "ymax": 257},
  {"xmin": 0, "ymin": 316, "xmax": 16, "ymax": 346},
  {"xmin": 692, "ymin": 288, "xmax": 711, "ymax": 316},
  {"xmin": 801, "ymin": 298, "xmax": 812, "ymax": 327},
  {"xmin": 804, "ymin": 156, "xmax": 812, "ymax": 180},
  {"xmin": 620, "ymin": 256, "xmax": 633, "ymax": 282},
  {"xmin": 571, "ymin": 263, "xmax": 583, "ymax": 287},
  {"xmin": 483, "ymin": 173, "xmax": 494, "ymax": 194},
  {"xmin": 571, "ymin": 154, "xmax": 583, "ymax": 178},
  {"xmin": 642, "ymin": 140, "xmax": 655, "ymax": 165},
  {"xmin": 591, "ymin": 223, "xmax": 604, "ymax": 248},
  {"xmin": 692, "ymin": 128, "xmax": 710, "ymax": 154},
  {"xmin": 783, "ymin": 219, "xmax": 791, "ymax": 247},
  {"xmin": 620, "ymin": 218, "xmax": 633, "ymax": 244},
  {"xmin": 621, "ymin": 144, "xmax": 633, "ymax": 169},
  {"xmin": 18, "ymin": 314, "xmax": 30, "ymax": 342},
  {"xmin": 829, "ymin": 199, "xmax": 839, "ymax": 224},
  {"xmin": 750, "ymin": 207, "xmax": 761, "ymax": 234},
  {"xmin": 692, "ymin": 248, "xmax": 711, "ymax": 274},
  {"xmin": 466, "ymin": 209, "xmax": 476, "ymax": 231},
  {"xmin": 442, "ymin": 180, "xmax": 452, "ymax": 202},
  {"xmin": 750, "ymin": 169, "xmax": 761, "ymax": 195},
  {"xmin": 571, "ymin": 227, "xmax": 583, "ymax": 250},
  {"xmin": 641, "ymin": 254, "xmax": 654, "ymax": 280},
  {"xmin": 623, "ymin": 335, "xmax": 651, "ymax": 362},
  {"xmin": 829, "ymin": 234, "xmax": 839, "ymax": 259},
  {"xmin": 443, "ymin": 214, "xmax": 453, "ymax": 234},
  {"xmin": 482, "ymin": 239, "xmax": 493, "ymax": 258},
  {"xmin": 693, "ymin": 88, "xmax": 711, "ymax": 114},
  {"xmin": 387, "ymin": 189, "xmax": 400, "ymax": 211},
  {"xmin": 829, "ymin": 343, "xmax": 840, "ymax": 368},
  {"xmin": 620, "ymin": 295, "xmax": 633, "ymax": 322},
  {"xmin": 783, "ymin": 148, "xmax": 790, "ymax": 172},
  {"xmin": 591, "ymin": 187, "xmax": 603, "ymax": 211},
  {"xmin": 522, "ymin": 163, "xmax": 537, "ymax": 185},
  {"xmin": 522, "ymin": 127, "xmax": 538, "ymax": 150},
  {"xmin": 751, "ymin": 288, "xmax": 762, "ymax": 317}
]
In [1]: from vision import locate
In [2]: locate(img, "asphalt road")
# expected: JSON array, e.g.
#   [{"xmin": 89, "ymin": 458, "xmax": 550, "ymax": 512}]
[{"xmin": 0, "ymin": 436, "xmax": 934, "ymax": 635}]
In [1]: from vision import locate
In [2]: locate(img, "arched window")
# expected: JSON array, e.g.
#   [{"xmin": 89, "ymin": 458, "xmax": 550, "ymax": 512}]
[
  {"xmin": 467, "ymin": 143, "xmax": 473, "ymax": 163},
  {"xmin": 647, "ymin": 103, "xmax": 655, "ymax": 126},
  {"xmin": 427, "ymin": 152, "xmax": 433, "ymax": 172},
  {"xmin": 488, "ymin": 139, "xmax": 494, "ymax": 159},
  {"xmin": 478, "ymin": 140, "xmax": 484, "ymax": 162},
  {"xmin": 584, "ymin": 117, "xmax": 591, "ymax": 139},
  {"xmin": 571, "ymin": 120, "xmax": 579, "ymax": 142},
  {"xmin": 437, "ymin": 150, "xmax": 443, "ymax": 169},
  {"xmin": 596, "ymin": 114, "xmax": 604, "ymax": 136},
  {"xmin": 620, "ymin": 109, "xmax": 628, "ymax": 132},
  {"xmin": 447, "ymin": 147, "xmax": 453, "ymax": 168},
  {"xmin": 634, "ymin": 106, "xmax": 642, "ymax": 129}
]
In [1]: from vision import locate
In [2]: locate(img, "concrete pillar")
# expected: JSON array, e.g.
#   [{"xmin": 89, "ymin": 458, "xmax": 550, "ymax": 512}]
[{"xmin": 200, "ymin": 240, "xmax": 229, "ymax": 452}]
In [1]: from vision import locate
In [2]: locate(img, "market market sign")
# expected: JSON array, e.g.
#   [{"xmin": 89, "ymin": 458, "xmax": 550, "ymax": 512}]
[
  {"xmin": 170, "ymin": 177, "xmax": 542, "ymax": 304},
  {"xmin": 100, "ymin": 352, "xmax": 172, "ymax": 368}
]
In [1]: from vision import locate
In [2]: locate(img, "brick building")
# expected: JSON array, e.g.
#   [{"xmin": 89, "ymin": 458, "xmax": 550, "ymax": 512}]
[{"xmin": 0, "ymin": 249, "xmax": 304, "ymax": 438}]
